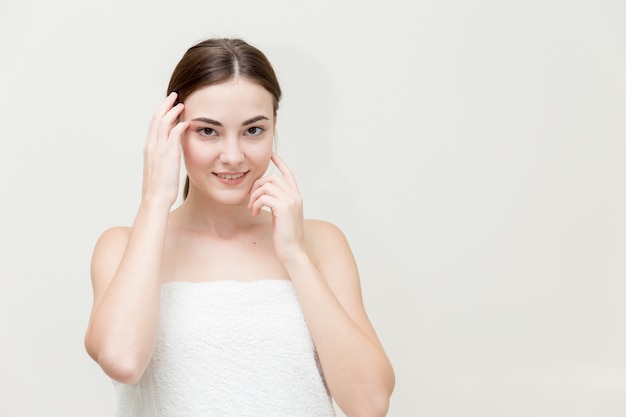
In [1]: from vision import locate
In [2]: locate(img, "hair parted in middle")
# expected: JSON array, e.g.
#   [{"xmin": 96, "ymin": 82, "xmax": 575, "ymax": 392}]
[
  {"xmin": 166, "ymin": 38, "xmax": 282, "ymax": 199},
  {"xmin": 167, "ymin": 38, "xmax": 282, "ymax": 114}
]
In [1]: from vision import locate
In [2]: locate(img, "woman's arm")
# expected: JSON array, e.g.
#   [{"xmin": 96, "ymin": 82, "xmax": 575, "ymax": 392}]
[
  {"xmin": 286, "ymin": 220, "xmax": 395, "ymax": 417},
  {"xmin": 248, "ymin": 154, "xmax": 395, "ymax": 417},
  {"xmin": 84, "ymin": 204, "xmax": 169, "ymax": 384},
  {"xmin": 84, "ymin": 93, "xmax": 188, "ymax": 384}
]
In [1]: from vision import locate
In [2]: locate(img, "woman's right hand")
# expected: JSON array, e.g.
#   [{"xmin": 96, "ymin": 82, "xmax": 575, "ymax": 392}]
[
  {"xmin": 86, "ymin": 94, "xmax": 188, "ymax": 382},
  {"xmin": 141, "ymin": 92, "xmax": 189, "ymax": 208}
]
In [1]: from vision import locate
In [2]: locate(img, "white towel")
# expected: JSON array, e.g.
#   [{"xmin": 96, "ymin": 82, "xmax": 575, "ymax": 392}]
[{"xmin": 114, "ymin": 280, "xmax": 336, "ymax": 417}]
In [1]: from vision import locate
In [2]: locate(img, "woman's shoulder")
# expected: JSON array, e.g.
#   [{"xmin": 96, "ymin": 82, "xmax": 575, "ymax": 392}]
[
  {"xmin": 89, "ymin": 226, "xmax": 132, "ymax": 287},
  {"xmin": 303, "ymin": 219, "xmax": 353, "ymax": 260},
  {"xmin": 95, "ymin": 226, "xmax": 131, "ymax": 249},
  {"xmin": 91, "ymin": 226, "xmax": 131, "ymax": 266},
  {"xmin": 304, "ymin": 218, "xmax": 345, "ymax": 240}
]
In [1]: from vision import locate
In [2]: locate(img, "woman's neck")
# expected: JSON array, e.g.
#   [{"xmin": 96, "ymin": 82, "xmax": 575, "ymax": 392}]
[{"xmin": 170, "ymin": 194, "xmax": 266, "ymax": 238}]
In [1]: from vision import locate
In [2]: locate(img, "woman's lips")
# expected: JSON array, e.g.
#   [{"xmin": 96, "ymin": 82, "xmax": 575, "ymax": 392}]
[{"xmin": 213, "ymin": 171, "xmax": 249, "ymax": 184}]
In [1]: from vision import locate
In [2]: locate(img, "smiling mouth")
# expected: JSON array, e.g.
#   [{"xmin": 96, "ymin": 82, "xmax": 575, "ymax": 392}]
[{"xmin": 214, "ymin": 171, "xmax": 248, "ymax": 180}]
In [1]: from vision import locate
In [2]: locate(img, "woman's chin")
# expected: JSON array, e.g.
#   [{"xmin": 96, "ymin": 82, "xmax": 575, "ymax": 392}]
[{"xmin": 211, "ymin": 190, "xmax": 251, "ymax": 207}]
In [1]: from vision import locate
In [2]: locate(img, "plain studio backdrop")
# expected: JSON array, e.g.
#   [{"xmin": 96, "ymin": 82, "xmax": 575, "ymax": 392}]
[{"xmin": 1, "ymin": 0, "xmax": 625, "ymax": 416}]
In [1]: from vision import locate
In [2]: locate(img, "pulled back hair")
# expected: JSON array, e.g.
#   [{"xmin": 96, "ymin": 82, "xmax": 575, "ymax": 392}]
[{"xmin": 167, "ymin": 38, "xmax": 282, "ymax": 199}]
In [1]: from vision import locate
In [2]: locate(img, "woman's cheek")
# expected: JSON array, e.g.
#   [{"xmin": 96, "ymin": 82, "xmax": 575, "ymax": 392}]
[{"xmin": 181, "ymin": 136, "xmax": 208, "ymax": 169}]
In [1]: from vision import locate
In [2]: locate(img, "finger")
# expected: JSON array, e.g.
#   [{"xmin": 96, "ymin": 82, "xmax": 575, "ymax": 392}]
[
  {"xmin": 248, "ymin": 181, "xmax": 276, "ymax": 212},
  {"xmin": 248, "ymin": 176, "xmax": 292, "ymax": 210},
  {"xmin": 155, "ymin": 92, "xmax": 179, "ymax": 120},
  {"xmin": 145, "ymin": 92, "xmax": 179, "ymax": 148},
  {"xmin": 249, "ymin": 173, "xmax": 288, "ymax": 194},
  {"xmin": 249, "ymin": 182, "xmax": 303, "ymax": 219},
  {"xmin": 157, "ymin": 102, "xmax": 185, "ymax": 144},
  {"xmin": 168, "ymin": 120, "xmax": 190, "ymax": 149},
  {"xmin": 249, "ymin": 181, "xmax": 283, "ymax": 207},
  {"xmin": 271, "ymin": 153, "xmax": 299, "ymax": 190},
  {"xmin": 250, "ymin": 193, "xmax": 279, "ymax": 216}
]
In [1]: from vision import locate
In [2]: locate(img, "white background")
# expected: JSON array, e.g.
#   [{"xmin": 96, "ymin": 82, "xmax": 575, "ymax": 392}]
[{"xmin": 1, "ymin": 0, "xmax": 625, "ymax": 416}]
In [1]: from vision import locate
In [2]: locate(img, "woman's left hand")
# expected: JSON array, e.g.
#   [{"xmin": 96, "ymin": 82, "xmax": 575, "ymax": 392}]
[{"xmin": 248, "ymin": 153, "xmax": 306, "ymax": 263}]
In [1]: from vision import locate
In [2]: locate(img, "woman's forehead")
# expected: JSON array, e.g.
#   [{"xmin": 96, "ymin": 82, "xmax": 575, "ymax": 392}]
[{"xmin": 183, "ymin": 78, "xmax": 274, "ymax": 123}]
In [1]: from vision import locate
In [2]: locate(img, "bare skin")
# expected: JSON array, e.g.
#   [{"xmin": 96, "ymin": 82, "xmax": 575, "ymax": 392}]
[{"xmin": 85, "ymin": 80, "xmax": 395, "ymax": 417}]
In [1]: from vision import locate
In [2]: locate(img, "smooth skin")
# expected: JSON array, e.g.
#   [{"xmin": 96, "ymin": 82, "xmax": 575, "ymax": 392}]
[{"xmin": 85, "ymin": 78, "xmax": 395, "ymax": 417}]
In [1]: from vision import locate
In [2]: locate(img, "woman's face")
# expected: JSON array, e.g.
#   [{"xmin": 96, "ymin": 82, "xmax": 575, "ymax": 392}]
[{"xmin": 181, "ymin": 77, "xmax": 275, "ymax": 205}]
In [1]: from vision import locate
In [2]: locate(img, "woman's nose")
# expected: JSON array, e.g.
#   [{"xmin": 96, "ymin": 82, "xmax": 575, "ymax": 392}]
[{"xmin": 219, "ymin": 138, "xmax": 244, "ymax": 165}]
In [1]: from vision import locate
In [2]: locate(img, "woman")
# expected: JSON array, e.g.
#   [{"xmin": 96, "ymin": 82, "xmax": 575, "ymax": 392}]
[{"xmin": 84, "ymin": 38, "xmax": 394, "ymax": 417}]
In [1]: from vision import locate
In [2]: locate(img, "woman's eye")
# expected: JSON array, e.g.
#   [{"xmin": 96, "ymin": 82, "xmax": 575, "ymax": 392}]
[
  {"xmin": 246, "ymin": 127, "xmax": 264, "ymax": 137},
  {"xmin": 198, "ymin": 127, "xmax": 216, "ymax": 137}
]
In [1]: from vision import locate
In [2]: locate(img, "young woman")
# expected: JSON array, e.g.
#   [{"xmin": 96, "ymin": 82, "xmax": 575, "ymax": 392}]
[{"xmin": 85, "ymin": 38, "xmax": 394, "ymax": 417}]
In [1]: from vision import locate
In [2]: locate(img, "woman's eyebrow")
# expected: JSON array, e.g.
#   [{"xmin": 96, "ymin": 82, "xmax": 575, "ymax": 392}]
[
  {"xmin": 242, "ymin": 115, "xmax": 270, "ymax": 126},
  {"xmin": 190, "ymin": 115, "xmax": 270, "ymax": 126},
  {"xmin": 191, "ymin": 117, "xmax": 222, "ymax": 126}
]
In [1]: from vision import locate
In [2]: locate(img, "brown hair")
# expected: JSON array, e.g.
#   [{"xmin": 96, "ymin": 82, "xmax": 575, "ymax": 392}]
[{"xmin": 167, "ymin": 38, "xmax": 282, "ymax": 199}]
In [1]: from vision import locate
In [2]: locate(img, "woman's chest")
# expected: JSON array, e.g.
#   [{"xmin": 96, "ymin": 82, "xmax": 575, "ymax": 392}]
[{"xmin": 160, "ymin": 230, "xmax": 289, "ymax": 282}]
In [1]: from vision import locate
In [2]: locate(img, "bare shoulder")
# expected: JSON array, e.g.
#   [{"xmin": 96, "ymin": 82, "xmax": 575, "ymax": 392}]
[
  {"xmin": 92, "ymin": 226, "xmax": 130, "ymax": 262},
  {"xmin": 303, "ymin": 219, "xmax": 359, "ymax": 287},
  {"xmin": 304, "ymin": 219, "xmax": 352, "ymax": 259},
  {"xmin": 90, "ymin": 226, "xmax": 130, "ymax": 290}
]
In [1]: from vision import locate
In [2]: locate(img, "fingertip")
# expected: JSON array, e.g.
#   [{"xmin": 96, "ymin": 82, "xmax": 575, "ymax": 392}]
[
  {"xmin": 166, "ymin": 92, "xmax": 178, "ymax": 104},
  {"xmin": 271, "ymin": 153, "xmax": 285, "ymax": 167},
  {"xmin": 177, "ymin": 121, "xmax": 190, "ymax": 134}
]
